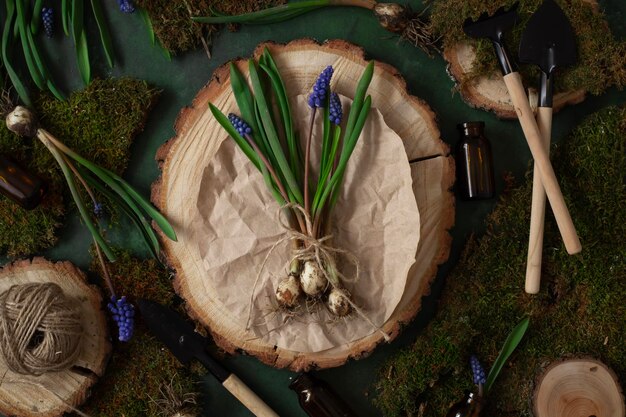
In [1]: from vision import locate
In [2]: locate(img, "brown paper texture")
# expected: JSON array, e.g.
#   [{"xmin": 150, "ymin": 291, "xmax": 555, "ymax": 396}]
[{"xmin": 194, "ymin": 95, "xmax": 419, "ymax": 353}]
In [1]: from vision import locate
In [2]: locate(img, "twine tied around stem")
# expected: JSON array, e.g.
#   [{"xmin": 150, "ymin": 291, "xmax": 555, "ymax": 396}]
[
  {"xmin": 0, "ymin": 283, "xmax": 83, "ymax": 376},
  {"xmin": 246, "ymin": 204, "xmax": 391, "ymax": 342}
]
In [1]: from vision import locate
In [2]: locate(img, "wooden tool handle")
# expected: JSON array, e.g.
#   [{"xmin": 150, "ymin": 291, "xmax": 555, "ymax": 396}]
[
  {"xmin": 525, "ymin": 106, "xmax": 553, "ymax": 294},
  {"xmin": 503, "ymin": 73, "xmax": 581, "ymax": 255},
  {"xmin": 222, "ymin": 374, "xmax": 280, "ymax": 417}
]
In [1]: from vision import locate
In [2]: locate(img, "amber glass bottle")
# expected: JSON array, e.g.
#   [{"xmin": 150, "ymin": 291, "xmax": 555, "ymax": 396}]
[
  {"xmin": 289, "ymin": 373, "xmax": 358, "ymax": 417},
  {"xmin": 446, "ymin": 391, "xmax": 483, "ymax": 417},
  {"xmin": 456, "ymin": 122, "xmax": 495, "ymax": 200},
  {"xmin": 0, "ymin": 154, "xmax": 47, "ymax": 210}
]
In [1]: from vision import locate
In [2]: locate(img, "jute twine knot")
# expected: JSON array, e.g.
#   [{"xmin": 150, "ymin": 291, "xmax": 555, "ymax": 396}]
[{"xmin": 0, "ymin": 283, "xmax": 83, "ymax": 376}]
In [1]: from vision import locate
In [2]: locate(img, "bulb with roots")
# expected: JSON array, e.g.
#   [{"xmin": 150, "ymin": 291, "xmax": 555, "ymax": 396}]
[
  {"xmin": 327, "ymin": 287, "xmax": 352, "ymax": 316},
  {"xmin": 275, "ymin": 274, "xmax": 302, "ymax": 308},
  {"xmin": 300, "ymin": 260, "xmax": 328, "ymax": 297}
]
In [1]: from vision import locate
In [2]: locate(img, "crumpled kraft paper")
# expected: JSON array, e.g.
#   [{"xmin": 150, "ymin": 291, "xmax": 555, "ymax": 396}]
[{"xmin": 193, "ymin": 94, "xmax": 420, "ymax": 353}]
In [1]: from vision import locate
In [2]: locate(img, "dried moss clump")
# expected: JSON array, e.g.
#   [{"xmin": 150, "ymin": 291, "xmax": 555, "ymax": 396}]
[
  {"xmin": 431, "ymin": 0, "xmax": 626, "ymax": 94},
  {"xmin": 0, "ymin": 78, "xmax": 158, "ymax": 257},
  {"xmin": 83, "ymin": 250, "xmax": 200, "ymax": 417},
  {"xmin": 375, "ymin": 106, "xmax": 626, "ymax": 417},
  {"xmin": 135, "ymin": 0, "xmax": 286, "ymax": 55}
]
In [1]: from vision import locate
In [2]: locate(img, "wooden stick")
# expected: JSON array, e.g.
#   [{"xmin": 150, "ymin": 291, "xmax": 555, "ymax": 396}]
[
  {"xmin": 503, "ymin": 73, "xmax": 581, "ymax": 255},
  {"xmin": 525, "ymin": 106, "xmax": 552, "ymax": 294}
]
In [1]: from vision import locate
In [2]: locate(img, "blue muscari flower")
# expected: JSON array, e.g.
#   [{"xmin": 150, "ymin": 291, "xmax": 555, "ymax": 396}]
[
  {"xmin": 228, "ymin": 113, "xmax": 252, "ymax": 137},
  {"xmin": 42, "ymin": 7, "xmax": 53, "ymax": 38},
  {"xmin": 470, "ymin": 355, "xmax": 487, "ymax": 385},
  {"xmin": 118, "ymin": 0, "xmax": 135, "ymax": 13},
  {"xmin": 329, "ymin": 92, "xmax": 342, "ymax": 125},
  {"xmin": 107, "ymin": 295, "xmax": 135, "ymax": 342},
  {"xmin": 308, "ymin": 66, "xmax": 334, "ymax": 108},
  {"xmin": 94, "ymin": 202, "xmax": 104, "ymax": 218}
]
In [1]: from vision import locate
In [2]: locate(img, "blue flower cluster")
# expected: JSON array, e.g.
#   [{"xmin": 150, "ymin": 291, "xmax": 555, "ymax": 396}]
[
  {"xmin": 470, "ymin": 355, "xmax": 487, "ymax": 385},
  {"xmin": 93, "ymin": 202, "xmax": 104, "ymax": 219},
  {"xmin": 228, "ymin": 113, "xmax": 252, "ymax": 136},
  {"xmin": 42, "ymin": 7, "xmax": 53, "ymax": 38},
  {"xmin": 329, "ymin": 92, "xmax": 343, "ymax": 125},
  {"xmin": 118, "ymin": 0, "xmax": 135, "ymax": 13},
  {"xmin": 108, "ymin": 295, "xmax": 135, "ymax": 342},
  {"xmin": 308, "ymin": 66, "xmax": 334, "ymax": 108}
]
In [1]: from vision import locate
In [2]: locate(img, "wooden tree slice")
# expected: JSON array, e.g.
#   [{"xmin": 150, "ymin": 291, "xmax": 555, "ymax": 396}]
[
  {"xmin": 534, "ymin": 359, "xmax": 626, "ymax": 417},
  {"xmin": 0, "ymin": 258, "xmax": 110, "ymax": 417},
  {"xmin": 152, "ymin": 39, "xmax": 454, "ymax": 370},
  {"xmin": 444, "ymin": 42, "xmax": 586, "ymax": 119}
]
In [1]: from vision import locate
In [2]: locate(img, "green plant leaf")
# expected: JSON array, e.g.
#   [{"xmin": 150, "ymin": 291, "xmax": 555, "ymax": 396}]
[
  {"xmin": 90, "ymin": 0, "xmax": 115, "ymax": 68},
  {"xmin": 485, "ymin": 317, "xmax": 530, "ymax": 394},
  {"xmin": 71, "ymin": 0, "xmax": 90, "ymax": 84},
  {"xmin": 45, "ymin": 141, "xmax": 116, "ymax": 261},
  {"xmin": 138, "ymin": 8, "xmax": 155, "ymax": 45},
  {"xmin": 61, "ymin": 0, "xmax": 70, "ymax": 36},
  {"xmin": 30, "ymin": 0, "xmax": 44, "ymax": 34},
  {"xmin": 192, "ymin": 0, "xmax": 328, "ymax": 24},
  {"xmin": 41, "ymin": 133, "xmax": 177, "ymax": 242},
  {"xmin": 80, "ymin": 166, "xmax": 161, "ymax": 260},
  {"xmin": 109, "ymin": 175, "xmax": 177, "ymax": 242},
  {"xmin": 209, "ymin": 103, "xmax": 260, "ymax": 171},
  {"xmin": 342, "ymin": 61, "xmax": 374, "ymax": 147},
  {"xmin": 14, "ymin": 0, "xmax": 45, "ymax": 89},
  {"xmin": 259, "ymin": 52, "xmax": 300, "ymax": 180},
  {"xmin": 2, "ymin": 0, "xmax": 31, "ymax": 106},
  {"xmin": 229, "ymin": 63, "xmax": 259, "ymax": 135},
  {"xmin": 249, "ymin": 60, "xmax": 302, "ymax": 204}
]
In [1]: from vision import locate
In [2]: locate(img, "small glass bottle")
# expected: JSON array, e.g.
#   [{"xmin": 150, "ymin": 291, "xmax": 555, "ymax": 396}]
[
  {"xmin": 446, "ymin": 391, "xmax": 483, "ymax": 417},
  {"xmin": 0, "ymin": 154, "xmax": 48, "ymax": 210},
  {"xmin": 289, "ymin": 373, "xmax": 358, "ymax": 417},
  {"xmin": 456, "ymin": 122, "xmax": 495, "ymax": 200}
]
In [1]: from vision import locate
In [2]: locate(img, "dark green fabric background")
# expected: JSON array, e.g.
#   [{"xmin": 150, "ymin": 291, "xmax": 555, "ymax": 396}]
[{"xmin": 9, "ymin": 1, "xmax": 625, "ymax": 416}]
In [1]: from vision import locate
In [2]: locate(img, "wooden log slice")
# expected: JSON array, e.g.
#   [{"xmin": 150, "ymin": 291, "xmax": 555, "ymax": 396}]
[
  {"xmin": 152, "ymin": 39, "xmax": 454, "ymax": 371},
  {"xmin": 0, "ymin": 258, "xmax": 110, "ymax": 417},
  {"xmin": 534, "ymin": 359, "xmax": 626, "ymax": 417},
  {"xmin": 444, "ymin": 42, "xmax": 586, "ymax": 119}
]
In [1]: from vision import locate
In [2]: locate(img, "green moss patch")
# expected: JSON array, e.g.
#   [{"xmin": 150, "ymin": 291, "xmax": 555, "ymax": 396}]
[
  {"xmin": 0, "ymin": 78, "xmax": 158, "ymax": 257},
  {"xmin": 375, "ymin": 106, "xmax": 626, "ymax": 416},
  {"xmin": 135, "ymin": 0, "xmax": 286, "ymax": 55},
  {"xmin": 431, "ymin": 0, "xmax": 626, "ymax": 95},
  {"xmin": 83, "ymin": 250, "xmax": 200, "ymax": 417}
]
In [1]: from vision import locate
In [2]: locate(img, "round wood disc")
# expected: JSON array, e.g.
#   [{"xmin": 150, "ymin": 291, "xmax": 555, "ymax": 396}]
[
  {"xmin": 152, "ymin": 39, "xmax": 454, "ymax": 370},
  {"xmin": 444, "ymin": 42, "xmax": 586, "ymax": 119},
  {"xmin": 0, "ymin": 258, "xmax": 110, "ymax": 417},
  {"xmin": 534, "ymin": 359, "xmax": 626, "ymax": 417}
]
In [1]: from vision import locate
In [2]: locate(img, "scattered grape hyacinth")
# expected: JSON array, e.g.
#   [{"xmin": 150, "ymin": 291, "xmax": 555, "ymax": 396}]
[
  {"xmin": 329, "ymin": 92, "xmax": 343, "ymax": 125},
  {"xmin": 42, "ymin": 7, "xmax": 53, "ymax": 38},
  {"xmin": 228, "ymin": 113, "xmax": 252, "ymax": 136},
  {"xmin": 470, "ymin": 355, "xmax": 487, "ymax": 385},
  {"xmin": 307, "ymin": 66, "xmax": 334, "ymax": 108},
  {"xmin": 118, "ymin": 0, "xmax": 135, "ymax": 13},
  {"xmin": 108, "ymin": 295, "xmax": 135, "ymax": 342},
  {"xmin": 93, "ymin": 202, "xmax": 104, "ymax": 218}
]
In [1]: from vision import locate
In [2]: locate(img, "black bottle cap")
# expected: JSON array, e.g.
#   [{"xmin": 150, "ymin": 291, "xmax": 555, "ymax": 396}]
[{"xmin": 457, "ymin": 121, "xmax": 485, "ymax": 136}]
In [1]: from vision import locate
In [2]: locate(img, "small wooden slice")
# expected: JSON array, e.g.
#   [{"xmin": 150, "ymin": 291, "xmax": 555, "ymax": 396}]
[
  {"xmin": 534, "ymin": 359, "xmax": 626, "ymax": 417},
  {"xmin": 444, "ymin": 42, "xmax": 586, "ymax": 119},
  {"xmin": 0, "ymin": 258, "xmax": 110, "ymax": 417},
  {"xmin": 153, "ymin": 39, "xmax": 454, "ymax": 370}
]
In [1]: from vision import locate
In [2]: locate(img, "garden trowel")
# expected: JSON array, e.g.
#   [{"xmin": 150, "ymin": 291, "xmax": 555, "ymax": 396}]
[
  {"xmin": 138, "ymin": 299, "xmax": 279, "ymax": 417},
  {"xmin": 519, "ymin": 0, "xmax": 577, "ymax": 294},
  {"xmin": 463, "ymin": 3, "xmax": 581, "ymax": 256}
]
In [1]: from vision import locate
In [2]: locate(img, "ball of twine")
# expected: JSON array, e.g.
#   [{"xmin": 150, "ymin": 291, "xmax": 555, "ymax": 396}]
[{"xmin": 0, "ymin": 282, "xmax": 83, "ymax": 376}]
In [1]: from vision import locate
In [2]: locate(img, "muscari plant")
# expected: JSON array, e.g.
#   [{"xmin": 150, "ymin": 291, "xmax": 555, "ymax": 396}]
[
  {"xmin": 446, "ymin": 318, "xmax": 529, "ymax": 416},
  {"xmin": 194, "ymin": 0, "xmax": 438, "ymax": 55},
  {"xmin": 210, "ymin": 48, "xmax": 374, "ymax": 316},
  {"xmin": 0, "ymin": 0, "xmax": 153, "ymax": 107},
  {"xmin": 5, "ymin": 105, "xmax": 177, "ymax": 340}
]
